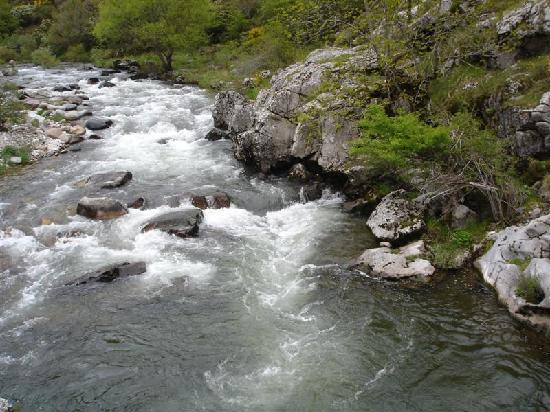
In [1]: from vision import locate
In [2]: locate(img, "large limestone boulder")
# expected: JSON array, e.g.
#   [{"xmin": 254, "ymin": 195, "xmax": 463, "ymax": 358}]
[
  {"xmin": 354, "ymin": 240, "xmax": 435, "ymax": 280},
  {"xmin": 212, "ymin": 46, "xmax": 377, "ymax": 174},
  {"xmin": 142, "ymin": 209, "xmax": 204, "ymax": 238},
  {"xmin": 367, "ymin": 190, "xmax": 425, "ymax": 244},
  {"xmin": 475, "ymin": 214, "xmax": 550, "ymax": 331}
]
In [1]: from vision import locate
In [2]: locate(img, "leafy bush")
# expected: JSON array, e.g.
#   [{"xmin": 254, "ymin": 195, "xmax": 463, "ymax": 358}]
[
  {"xmin": 62, "ymin": 44, "xmax": 90, "ymax": 62},
  {"xmin": 516, "ymin": 275, "xmax": 544, "ymax": 304},
  {"xmin": 0, "ymin": 45, "xmax": 17, "ymax": 64},
  {"xmin": 0, "ymin": 88, "xmax": 24, "ymax": 130},
  {"xmin": 350, "ymin": 104, "xmax": 451, "ymax": 173},
  {"xmin": 31, "ymin": 47, "xmax": 58, "ymax": 68}
]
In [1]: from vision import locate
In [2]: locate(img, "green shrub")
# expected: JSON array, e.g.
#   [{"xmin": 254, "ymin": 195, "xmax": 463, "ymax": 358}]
[
  {"xmin": 62, "ymin": 44, "xmax": 90, "ymax": 62},
  {"xmin": 516, "ymin": 275, "xmax": 544, "ymax": 304},
  {"xmin": 0, "ymin": 89, "xmax": 24, "ymax": 130},
  {"xmin": 350, "ymin": 104, "xmax": 451, "ymax": 173},
  {"xmin": 31, "ymin": 47, "xmax": 58, "ymax": 68},
  {"xmin": 0, "ymin": 45, "xmax": 17, "ymax": 64}
]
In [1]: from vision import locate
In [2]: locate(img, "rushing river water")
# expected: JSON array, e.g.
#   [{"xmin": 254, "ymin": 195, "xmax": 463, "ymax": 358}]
[{"xmin": 0, "ymin": 67, "xmax": 549, "ymax": 411}]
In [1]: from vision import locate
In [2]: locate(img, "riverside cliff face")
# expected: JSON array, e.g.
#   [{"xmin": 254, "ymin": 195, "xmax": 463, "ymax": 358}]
[{"xmin": 212, "ymin": 47, "xmax": 377, "ymax": 177}]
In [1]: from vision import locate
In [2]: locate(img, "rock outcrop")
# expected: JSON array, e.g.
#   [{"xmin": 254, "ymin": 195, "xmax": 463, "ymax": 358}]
[
  {"xmin": 212, "ymin": 46, "xmax": 377, "ymax": 174},
  {"xmin": 142, "ymin": 209, "xmax": 204, "ymax": 238},
  {"xmin": 353, "ymin": 240, "xmax": 435, "ymax": 281},
  {"xmin": 475, "ymin": 214, "xmax": 550, "ymax": 331},
  {"xmin": 366, "ymin": 190, "xmax": 426, "ymax": 244}
]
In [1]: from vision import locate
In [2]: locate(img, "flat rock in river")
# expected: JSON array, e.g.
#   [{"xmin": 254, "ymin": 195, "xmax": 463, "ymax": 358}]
[
  {"xmin": 142, "ymin": 209, "xmax": 204, "ymax": 238},
  {"xmin": 68, "ymin": 262, "xmax": 147, "ymax": 285},
  {"xmin": 79, "ymin": 171, "xmax": 133, "ymax": 189},
  {"xmin": 77, "ymin": 197, "xmax": 128, "ymax": 220}
]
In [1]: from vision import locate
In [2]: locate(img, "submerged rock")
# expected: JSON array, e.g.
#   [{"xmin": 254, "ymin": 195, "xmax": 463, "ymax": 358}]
[
  {"xmin": 76, "ymin": 197, "xmax": 128, "ymax": 220},
  {"xmin": 99, "ymin": 80, "xmax": 116, "ymax": 89},
  {"xmin": 367, "ymin": 190, "xmax": 425, "ymax": 244},
  {"xmin": 68, "ymin": 262, "xmax": 147, "ymax": 285},
  {"xmin": 142, "ymin": 209, "xmax": 204, "ymax": 238},
  {"xmin": 128, "ymin": 197, "xmax": 146, "ymax": 209},
  {"xmin": 205, "ymin": 128, "xmax": 228, "ymax": 141},
  {"xmin": 80, "ymin": 171, "xmax": 133, "ymax": 189},
  {"xmin": 475, "ymin": 214, "xmax": 550, "ymax": 331},
  {"xmin": 353, "ymin": 240, "xmax": 435, "ymax": 281},
  {"xmin": 190, "ymin": 192, "xmax": 231, "ymax": 209},
  {"xmin": 85, "ymin": 118, "xmax": 113, "ymax": 131}
]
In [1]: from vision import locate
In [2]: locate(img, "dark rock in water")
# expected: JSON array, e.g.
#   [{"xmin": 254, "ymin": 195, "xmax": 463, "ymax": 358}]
[
  {"xmin": 68, "ymin": 83, "xmax": 80, "ymax": 90},
  {"xmin": 85, "ymin": 118, "xmax": 113, "ymax": 130},
  {"xmin": 99, "ymin": 80, "xmax": 116, "ymax": 89},
  {"xmin": 88, "ymin": 77, "xmax": 100, "ymax": 84},
  {"xmin": 300, "ymin": 183, "xmax": 323, "ymax": 202},
  {"xmin": 128, "ymin": 197, "xmax": 146, "ymax": 209},
  {"xmin": 63, "ymin": 103, "xmax": 77, "ymax": 111},
  {"xmin": 89, "ymin": 134, "xmax": 103, "ymax": 140},
  {"xmin": 205, "ymin": 128, "xmax": 228, "ymax": 141},
  {"xmin": 142, "ymin": 209, "xmax": 204, "ymax": 238},
  {"xmin": 209, "ymin": 192, "xmax": 231, "ymax": 209},
  {"xmin": 113, "ymin": 59, "xmax": 140, "ymax": 71},
  {"xmin": 157, "ymin": 138, "xmax": 169, "ymax": 144},
  {"xmin": 191, "ymin": 195, "xmax": 209, "ymax": 210},
  {"xmin": 53, "ymin": 85, "xmax": 72, "ymax": 92},
  {"xmin": 68, "ymin": 262, "xmax": 147, "ymax": 285},
  {"xmin": 77, "ymin": 197, "xmax": 128, "ymax": 220},
  {"xmin": 81, "ymin": 171, "xmax": 133, "ymax": 189},
  {"xmin": 130, "ymin": 73, "xmax": 149, "ymax": 81},
  {"xmin": 69, "ymin": 146, "xmax": 82, "ymax": 152},
  {"xmin": 101, "ymin": 69, "xmax": 120, "ymax": 76},
  {"xmin": 288, "ymin": 163, "xmax": 311, "ymax": 182}
]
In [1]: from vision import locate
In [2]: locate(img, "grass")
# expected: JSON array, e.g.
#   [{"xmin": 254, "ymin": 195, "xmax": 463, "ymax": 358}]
[
  {"xmin": 0, "ymin": 145, "xmax": 30, "ymax": 176},
  {"xmin": 509, "ymin": 257, "xmax": 531, "ymax": 272},
  {"xmin": 516, "ymin": 274, "xmax": 544, "ymax": 304},
  {"xmin": 424, "ymin": 218, "xmax": 490, "ymax": 269}
]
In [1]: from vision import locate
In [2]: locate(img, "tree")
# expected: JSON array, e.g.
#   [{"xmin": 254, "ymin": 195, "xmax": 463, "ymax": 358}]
[
  {"xmin": 47, "ymin": 0, "xmax": 97, "ymax": 56},
  {"xmin": 0, "ymin": 0, "xmax": 18, "ymax": 38},
  {"xmin": 94, "ymin": 0, "xmax": 214, "ymax": 72}
]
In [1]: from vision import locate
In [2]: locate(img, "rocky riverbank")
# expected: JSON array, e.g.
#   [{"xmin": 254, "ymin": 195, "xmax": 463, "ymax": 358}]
[{"xmin": 208, "ymin": 1, "xmax": 550, "ymax": 333}]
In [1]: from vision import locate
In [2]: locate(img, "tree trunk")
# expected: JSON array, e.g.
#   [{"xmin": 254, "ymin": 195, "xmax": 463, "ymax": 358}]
[{"xmin": 159, "ymin": 51, "xmax": 173, "ymax": 73}]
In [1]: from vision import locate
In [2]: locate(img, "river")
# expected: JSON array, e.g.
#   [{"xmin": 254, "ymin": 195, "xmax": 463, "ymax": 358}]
[{"xmin": 0, "ymin": 66, "xmax": 549, "ymax": 411}]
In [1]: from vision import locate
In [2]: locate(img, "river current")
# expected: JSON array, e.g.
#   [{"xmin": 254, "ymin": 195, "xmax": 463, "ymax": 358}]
[{"xmin": 0, "ymin": 67, "xmax": 549, "ymax": 411}]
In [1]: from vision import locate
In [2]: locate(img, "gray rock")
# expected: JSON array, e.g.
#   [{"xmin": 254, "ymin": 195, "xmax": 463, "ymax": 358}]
[
  {"xmin": 205, "ymin": 128, "xmax": 228, "ymax": 141},
  {"xmin": 367, "ymin": 190, "xmax": 425, "ymax": 243},
  {"xmin": 63, "ymin": 103, "xmax": 77, "ymax": 111},
  {"xmin": 46, "ymin": 127, "xmax": 63, "ymax": 139},
  {"xmin": 99, "ymin": 80, "xmax": 116, "ymax": 89},
  {"xmin": 77, "ymin": 197, "xmax": 128, "ymax": 220},
  {"xmin": 354, "ymin": 240, "xmax": 435, "ymax": 280},
  {"xmin": 58, "ymin": 131, "xmax": 82, "ymax": 145},
  {"xmin": 212, "ymin": 47, "xmax": 372, "ymax": 174},
  {"xmin": 68, "ymin": 262, "xmax": 147, "ymax": 285},
  {"xmin": 80, "ymin": 171, "xmax": 133, "ymax": 189},
  {"xmin": 452, "ymin": 205, "xmax": 478, "ymax": 228},
  {"xmin": 88, "ymin": 77, "xmax": 100, "ymax": 84},
  {"xmin": 142, "ymin": 209, "xmax": 204, "ymax": 238},
  {"xmin": 85, "ymin": 118, "xmax": 113, "ymax": 131},
  {"xmin": 53, "ymin": 85, "xmax": 72, "ymax": 92},
  {"xmin": 64, "ymin": 110, "xmax": 92, "ymax": 121},
  {"xmin": 475, "ymin": 214, "xmax": 550, "ymax": 331}
]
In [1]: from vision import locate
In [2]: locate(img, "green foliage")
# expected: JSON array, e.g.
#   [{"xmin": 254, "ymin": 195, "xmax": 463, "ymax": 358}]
[
  {"xmin": 424, "ymin": 218, "xmax": 489, "ymax": 269},
  {"xmin": 0, "ymin": 145, "xmax": 30, "ymax": 175},
  {"xmin": 0, "ymin": 45, "xmax": 18, "ymax": 64},
  {"xmin": 0, "ymin": 87, "xmax": 24, "ymax": 130},
  {"xmin": 516, "ymin": 274, "xmax": 544, "ymax": 304},
  {"xmin": 62, "ymin": 44, "xmax": 90, "ymax": 62},
  {"xmin": 94, "ymin": 0, "xmax": 214, "ymax": 72},
  {"xmin": 47, "ymin": 0, "xmax": 96, "ymax": 56},
  {"xmin": 0, "ymin": 0, "xmax": 18, "ymax": 38},
  {"xmin": 31, "ymin": 47, "xmax": 58, "ymax": 68},
  {"xmin": 350, "ymin": 104, "xmax": 450, "ymax": 173}
]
